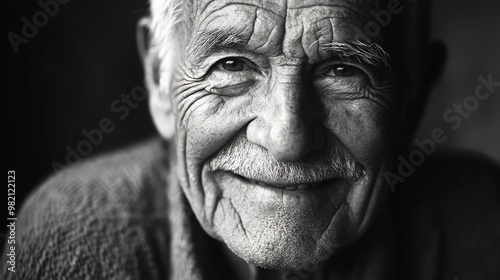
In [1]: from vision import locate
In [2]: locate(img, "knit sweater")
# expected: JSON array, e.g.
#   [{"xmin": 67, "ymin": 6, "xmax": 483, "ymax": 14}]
[{"xmin": 2, "ymin": 138, "xmax": 500, "ymax": 279}]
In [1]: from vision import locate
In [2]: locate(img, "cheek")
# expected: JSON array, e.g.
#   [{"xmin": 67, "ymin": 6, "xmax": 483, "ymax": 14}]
[
  {"xmin": 174, "ymin": 86, "xmax": 253, "ymax": 163},
  {"xmin": 324, "ymin": 99, "xmax": 393, "ymax": 167}
]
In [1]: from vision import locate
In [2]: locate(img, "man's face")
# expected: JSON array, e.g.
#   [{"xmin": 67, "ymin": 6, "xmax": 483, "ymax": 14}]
[{"xmin": 154, "ymin": 0, "xmax": 400, "ymax": 270}]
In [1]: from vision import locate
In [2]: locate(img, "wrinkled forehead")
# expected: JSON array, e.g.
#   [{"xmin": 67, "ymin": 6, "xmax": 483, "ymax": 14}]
[
  {"xmin": 190, "ymin": 0, "xmax": 383, "ymax": 20},
  {"xmin": 186, "ymin": 0, "xmax": 389, "ymax": 60}
]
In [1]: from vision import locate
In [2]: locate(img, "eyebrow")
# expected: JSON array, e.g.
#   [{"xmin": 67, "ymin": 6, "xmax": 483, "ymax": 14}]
[
  {"xmin": 320, "ymin": 40, "xmax": 391, "ymax": 68},
  {"xmin": 189, "ymin": 30, "xmax": 391, "ymax": 68},
  {"xmin": 188, "ymin": 29, "xmax": 247, "ymax": 59}
]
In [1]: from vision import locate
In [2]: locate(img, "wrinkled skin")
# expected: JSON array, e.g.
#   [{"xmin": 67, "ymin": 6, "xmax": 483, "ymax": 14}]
[{"xmin": 150, "ymin": 0, "xmax": 402, "ymax": 273}]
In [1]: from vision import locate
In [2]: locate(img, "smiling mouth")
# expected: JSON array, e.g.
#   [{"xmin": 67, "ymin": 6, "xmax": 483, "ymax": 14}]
[{"xmin": 226, "ymin": 171, "xmax": 340, "ymax": 191}]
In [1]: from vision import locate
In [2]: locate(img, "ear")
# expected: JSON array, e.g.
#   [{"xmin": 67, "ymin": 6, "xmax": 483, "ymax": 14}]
[
  {"xmin": 136, "ymin": 17, "xmax": 176, "ymax": 139},
  {"xmin": 424, "ymin": 40, "xmax": 447, "ymax": 92},
  {"xmin": 408, "ymin": 40, "xmax": 447, "ymax": 131}
]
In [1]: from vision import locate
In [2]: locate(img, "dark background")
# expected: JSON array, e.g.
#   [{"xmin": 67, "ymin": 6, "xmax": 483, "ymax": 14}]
[{"xmin": 2, "ymin": 0, "xmax": 500, "ymax": 239}]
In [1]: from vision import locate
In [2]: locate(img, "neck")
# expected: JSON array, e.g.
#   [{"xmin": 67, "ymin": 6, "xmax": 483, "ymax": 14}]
[
  {"xmin": 220, "ymin": 243, "xmax": 327, "ymax": 280},
  {"xmin": 255, "ymin": 264, "xmax": 327, "ymax": 280}
]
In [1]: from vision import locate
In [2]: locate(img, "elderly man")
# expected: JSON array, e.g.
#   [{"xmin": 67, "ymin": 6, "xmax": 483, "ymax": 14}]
[{"xmin": 2, "ymin": 0, "xmax": 500, "ymax": 279}]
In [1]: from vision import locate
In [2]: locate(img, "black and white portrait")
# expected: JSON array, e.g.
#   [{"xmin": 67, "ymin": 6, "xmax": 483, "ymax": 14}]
[{"xmin": 3, "ymin": 0, "xmax": 500, "ymax": 279}]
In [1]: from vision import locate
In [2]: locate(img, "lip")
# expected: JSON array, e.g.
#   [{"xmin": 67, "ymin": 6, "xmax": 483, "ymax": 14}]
[{"xmin": 225, "ymin": 171, "xmax": 341, "ymax": 191}]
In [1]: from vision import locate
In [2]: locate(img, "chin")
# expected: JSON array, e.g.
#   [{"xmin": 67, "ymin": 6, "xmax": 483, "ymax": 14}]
[{"xmin": 187, "ymin": 162, "xmax": 387, "ymax": 270}]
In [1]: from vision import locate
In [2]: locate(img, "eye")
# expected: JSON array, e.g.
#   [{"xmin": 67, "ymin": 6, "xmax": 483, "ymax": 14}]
[
  {"xmin": 216, "ymin": 57, "xmax": 249, "ymax": 71},
  {"xmin": 204, "ymin": 57, "xmax": 261, "ymax": 96},
  {"xmin": 324, "ymin": 64, "xmax": 364, "ymax": 77}
]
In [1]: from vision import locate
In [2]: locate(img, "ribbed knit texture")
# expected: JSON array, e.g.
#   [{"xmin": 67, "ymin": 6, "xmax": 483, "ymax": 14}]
[{"xmin": 1, "ymin": 139, "xmax": 175, "ymax": 280}]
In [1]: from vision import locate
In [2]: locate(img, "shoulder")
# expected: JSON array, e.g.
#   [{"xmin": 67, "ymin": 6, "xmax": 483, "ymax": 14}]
[
  {"xmin": 393, "ymin": 150, "xmax": 500, "ymax": 279},
  {"xmin": 21, "ymin": 137, "xmax": 171, "ymax": 226},
  {"xmin": 1, "ymin": 138, "xmax": 172, "ymax": 279},
  {"xmin": 395, "ymin": 149, "xmax": 500, "ymax": 216},
  {"xmin": 395, "ymin": 149, "xmax": 500, "ymax": 210}
]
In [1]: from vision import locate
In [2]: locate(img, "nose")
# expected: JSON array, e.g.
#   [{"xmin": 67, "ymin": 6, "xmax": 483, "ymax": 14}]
[{"xmin": 247, "ymin": 74, "xmax": 325, "ymax": 162}]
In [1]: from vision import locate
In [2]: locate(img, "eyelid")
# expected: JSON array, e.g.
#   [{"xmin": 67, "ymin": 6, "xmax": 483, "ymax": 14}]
[
  {"xmin": 205, "ymin": 80, "xmax": 255, "ymax": 96},
  {"xmin": 213, "ymin": 57, "xmax": 257, "ymax": 71},
  {"xmin": 204, "ymin": 64, "xmax": 260, "ymax": 96},
  {"xmin": 313, "ymin": 60, "xmax": 377, "ymax": 83},
  {"xmin": 201, "ymin": 51, "xmax": 269, "ymax": 75}
]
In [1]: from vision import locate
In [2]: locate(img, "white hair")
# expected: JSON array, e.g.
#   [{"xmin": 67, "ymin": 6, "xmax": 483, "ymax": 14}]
[
  {"xmin": 147, "ymin": 0, "xmax": 190, "ymax": 97},
  {"xmin": 208, "ymin": 132, "xmax": 365, "ymax": 184}
]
